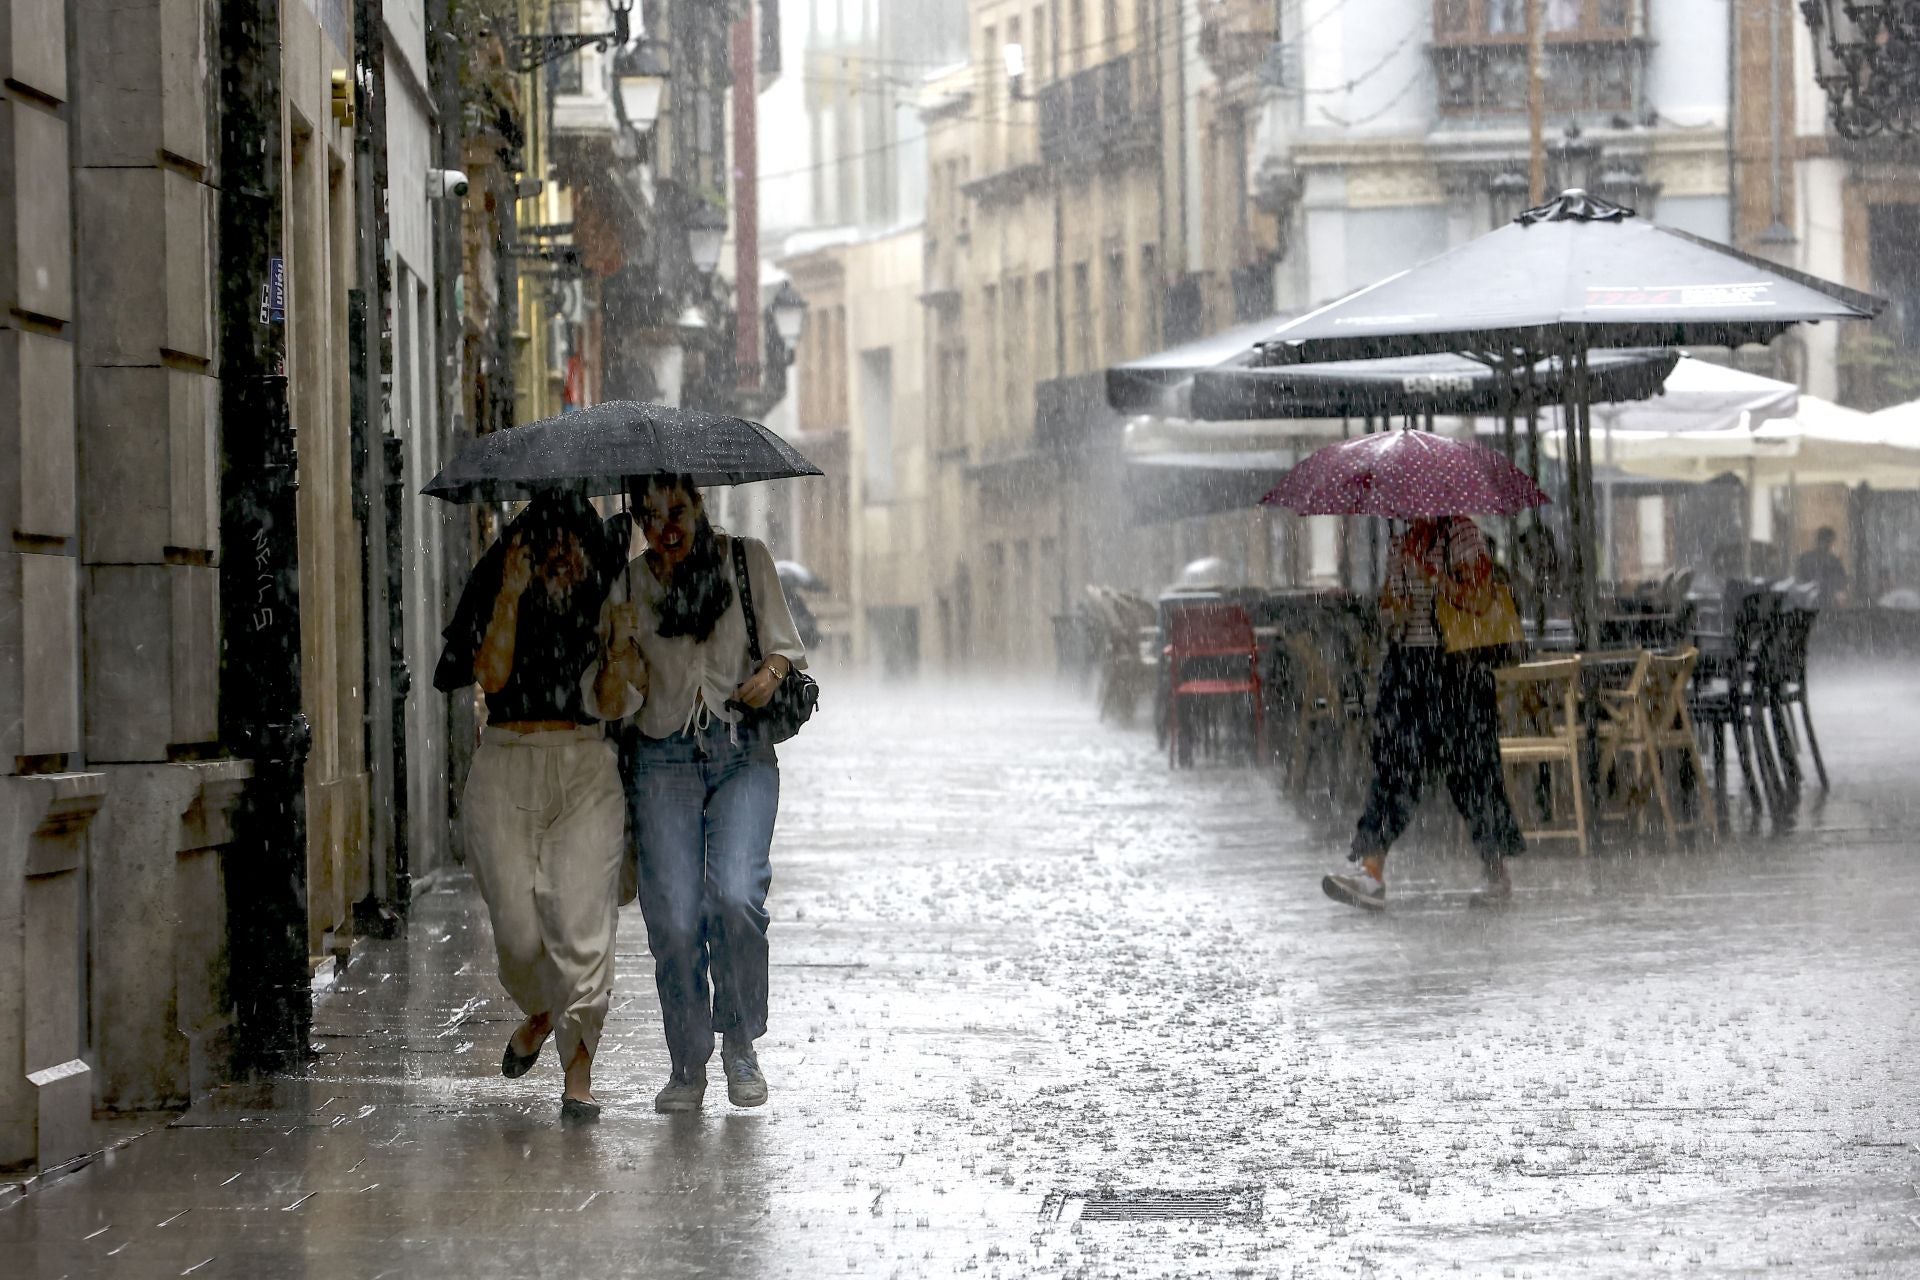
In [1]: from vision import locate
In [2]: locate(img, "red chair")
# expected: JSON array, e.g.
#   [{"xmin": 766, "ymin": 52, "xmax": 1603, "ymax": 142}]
[{"xmin": 1164, "ymin": 603, "xmax": 1266, "ymax": 768}]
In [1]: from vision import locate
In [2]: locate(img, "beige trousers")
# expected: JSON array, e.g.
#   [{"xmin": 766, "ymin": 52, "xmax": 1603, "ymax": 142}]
[{"xmin": 462, "ymin": 726, "xmax": 624, "ymax": 1068}]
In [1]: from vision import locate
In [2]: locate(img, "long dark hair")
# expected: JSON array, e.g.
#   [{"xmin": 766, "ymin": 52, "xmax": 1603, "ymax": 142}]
[{"xmin": 636, "ymin": 475, "xmax": 734, "ymax": 643}]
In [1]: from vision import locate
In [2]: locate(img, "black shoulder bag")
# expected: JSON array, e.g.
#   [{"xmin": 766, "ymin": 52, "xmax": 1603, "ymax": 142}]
[{"xmin": 729, "ymin": 538, "xmax": 820, "ymax": 743}]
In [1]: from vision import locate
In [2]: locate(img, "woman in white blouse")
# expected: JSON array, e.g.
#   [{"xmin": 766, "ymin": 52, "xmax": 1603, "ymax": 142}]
[{"xmin": 584, "ymin": 474, "xmax": 807, "ymax": 1114}]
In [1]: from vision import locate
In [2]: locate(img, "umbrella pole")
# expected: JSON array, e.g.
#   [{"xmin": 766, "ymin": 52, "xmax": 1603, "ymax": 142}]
[
  {"xmin": 1498, "ymin": 354, "xmax": 1519, "ymax": 591},
  {"xmin": 1572, "ymin": 339, "xmax": 1601, "ymax": 647},
  {"xmin": 1367, "ymin": 415, "xmax": 1382, "ymax": 594},
  {"xmin": 1522, "ymin": 354, "xmax": 1547, "ymax": 635},
  {"xmin": 1559, "ymin": 335, "xmax": 1594, "ymax": 648},
  {"xmin": 1339, "ymin": 415, "xmax": 1353, "ymax": 592}
]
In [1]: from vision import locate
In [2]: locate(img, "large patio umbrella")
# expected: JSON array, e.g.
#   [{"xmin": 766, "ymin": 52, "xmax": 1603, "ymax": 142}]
[
  {"xmin": 1247, "ymin": 188, "xmax": 1884, "ymax": 641},
  {"xmin": 424, "ymin": 400, "xmax": 823, "ymax": 503},
  {"xmin": 1106, "ymin": 320, "xmax": 1676, "ymax": 421}
]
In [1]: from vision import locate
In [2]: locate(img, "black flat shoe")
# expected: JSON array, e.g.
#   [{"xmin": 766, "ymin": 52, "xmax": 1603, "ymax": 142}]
[
  {"xmin": 560, "ymin": 1097, "xmax": 602, "ymax": 1123},
  {"xmin": 501, "ymin": 1037, "xmax": 543, "ymax": 1079}
]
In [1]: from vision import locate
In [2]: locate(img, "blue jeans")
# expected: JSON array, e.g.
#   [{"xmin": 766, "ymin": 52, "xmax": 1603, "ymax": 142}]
[{"xmin": 621, "ymin": 723, "xmax": 779, "ymax": 1076}]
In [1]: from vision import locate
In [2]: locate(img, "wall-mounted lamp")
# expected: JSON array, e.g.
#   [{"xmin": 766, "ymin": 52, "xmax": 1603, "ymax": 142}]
[
  {"xmin": 768, "ymin": 279, "xmax": 807, "ymax": 351},
  {"xmin": 512, "ymin": 0, "xmax": 634, "ymax": 74},
  {"xmin": 687, "ymin": 202, "xmax": 727, "ymax": 277},
  {"xmin": 614, "ymin": 41, "xmax": 669, "ymax": 133}
]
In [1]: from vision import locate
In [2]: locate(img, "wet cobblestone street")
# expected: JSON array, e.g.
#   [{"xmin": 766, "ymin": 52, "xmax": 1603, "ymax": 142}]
[{"xmin": 4, "ymin": 669, "xmax": 1918, "ymax": 1278}]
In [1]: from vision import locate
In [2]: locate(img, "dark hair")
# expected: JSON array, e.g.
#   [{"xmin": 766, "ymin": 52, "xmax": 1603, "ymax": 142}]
[
  {"xmin": 1816, "ymin": 525, "xmax": 1837, "ymax": 544},
  {"xmin": 635, "ymin": 475, "xmax": 735, "ymax": 643},
  {"xmin": 511, "ymin": 491, "xmax": 605, "ymax": 562}
]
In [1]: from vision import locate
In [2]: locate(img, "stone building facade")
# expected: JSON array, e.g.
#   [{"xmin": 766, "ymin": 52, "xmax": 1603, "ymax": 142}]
[
  {"xmin": 915, "ymin": 0, "xmax": 1264, "ymax": 668},
  {"xmin": 0, "ymin": 0, "xmax": 460, "ymax": 1177}
]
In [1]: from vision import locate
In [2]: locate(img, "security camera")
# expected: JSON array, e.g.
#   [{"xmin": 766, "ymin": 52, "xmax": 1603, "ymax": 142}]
[{"xmin": 427, "ymin": 168, "xmax": 470, "ymax": 198}]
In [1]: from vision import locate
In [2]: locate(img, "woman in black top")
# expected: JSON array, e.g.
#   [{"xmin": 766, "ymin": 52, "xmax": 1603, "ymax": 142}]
[{"xmin": 435, "ymin": 491, "xmax": 645, "ymax": 1121}]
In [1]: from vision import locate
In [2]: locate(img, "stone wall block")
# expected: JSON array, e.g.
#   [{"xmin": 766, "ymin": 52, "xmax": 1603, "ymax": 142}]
[
  {"xmin": 83, "ymin": 565, "xmax": 171, "ymax": 762},
  {"xmin": 0, "ymin": 328, "xmax": 79, "ymax": 541},
  {"xmin": 159, "ymin": 0, "xmax": 209, "ymax": 168},
  {"xmin": 79, "ymin": 366, "xmax": 217, "ymax": 561},
  {"xmin": 90, "ymin": 760, "xmax": 246, "ymax": 1110},
  {"xmin": 0, "ymin": 0, "xmax": 68, "ymax": 104},
  {"xmin": 0, "ymin": 552, "xmax": 20, "ymax": 762},
  {"xmin": 10, "ymin": 330, "xmax": 77, "ymax": 540},
  {"xmin": 72, "ymin": 168, "xmax": 211, "ymax": 365},
  {"xmin": 169, "ymin": 369, "xmax": 217, "ymax": 552},
  {"xmin": 0, "ymin": 772, "xmax": 104, "ymax": 1170},
  {"xmin": 163, "ymin": 171, "xmax": 212, "ymax": 361},
  {"xmin": 78, "ymin": 366, "xmax": 170, "ymax": 563},
  {"xmin": 70, "ymin": 0, "xmax": 157, "ymax": 167},
  {"xmin": 21, "ymin": 552, "xmax": 79, "ymax": 757},
  {"xmin": 0, "ymin": 102, "xmax": 72, "ymax": 322},
  {"xmin": 170, "ymin": 564, "xmax": 218, "ymax": 745},
  {"xmin": 73, "ymin": 167, "xmax": 165, "ymax": 366}
]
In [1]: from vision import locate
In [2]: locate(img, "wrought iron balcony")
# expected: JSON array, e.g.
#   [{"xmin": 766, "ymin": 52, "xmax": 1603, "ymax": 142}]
[
  {"xmin": 1037, "ymin": 52, "xmax": 1161, "ymax": 170},
  {"xmin": 1429, "ymin": 17, "xmax": 1649, "ymax": 123},
  {"xmin": 1034, "ymin": 372, "xmax": 1116, "ymax": 452},
  {"xmin": 1199, "ymin": 0, "xmax": 1281, "ymax": 78}
]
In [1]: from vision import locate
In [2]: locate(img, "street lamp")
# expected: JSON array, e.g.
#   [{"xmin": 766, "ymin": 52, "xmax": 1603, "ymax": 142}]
[
  {"xmin": 1800, "ymin": 0, "xmax": 1920, "ymax": 138},
  {"xmin": 613, "ymin": 40, "xmax": 668, "ymax": 132},
  {"xmin": 687, "ymin": 202, "xmax": 727, "ymax": 276},
  {"xmin": 511, "ymin": 0, "xmax": 635, "ymax": 74},
  {"xmin": 769, "ymin": 279, "xmax": 807, "ymax": 350}
]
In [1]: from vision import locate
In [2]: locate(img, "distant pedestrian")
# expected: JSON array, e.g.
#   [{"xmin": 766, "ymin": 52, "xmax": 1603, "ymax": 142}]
[
  {"xmin": 1323, "ymin": 515, "xmax": 1526, "ymax": 911},
  {"xmin": 435, "ymin": 491, "xmax": 639, "ymax": 1122},
  {"xmin": 606, "ymin": 475, "xmax": 808, "ymax": 1113},
  {"xmin": 1794, "ymin": 526, "xmax": 1849, "ymax": 606}
]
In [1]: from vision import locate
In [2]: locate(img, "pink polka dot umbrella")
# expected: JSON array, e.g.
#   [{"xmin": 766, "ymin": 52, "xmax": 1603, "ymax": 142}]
[{"xmin": 1261, "ymin": 428, "xmax": 1550, "ymax": 518}]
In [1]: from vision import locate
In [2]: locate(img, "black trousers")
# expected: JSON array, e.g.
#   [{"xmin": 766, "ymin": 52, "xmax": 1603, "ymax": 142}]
[{"xmin": 1351, "ymin": 645, "xmax": 1525, "ymax": 865}]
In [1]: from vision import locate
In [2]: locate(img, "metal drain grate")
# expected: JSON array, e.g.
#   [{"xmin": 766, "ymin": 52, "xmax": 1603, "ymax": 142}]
[{"xmin": 1041, "ymin": 1187, "xmax": 1263, "ymax": 1224}]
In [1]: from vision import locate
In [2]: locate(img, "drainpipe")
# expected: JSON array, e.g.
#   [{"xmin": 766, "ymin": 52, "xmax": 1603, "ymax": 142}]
[
  {"xmin": 1759, "ymin": 0, "xmax": 1795, "ymax": 244},
  {"xmin": 733, "ymin": 14, "xmax": 760, "ymax": 392},
  {"xmin": 352, "ymin": 0, "xmax": 402, "ymax": 935},
  {"xmin": 1727, "ymin": 0, "xmax": 1740, "ymax": 243}
]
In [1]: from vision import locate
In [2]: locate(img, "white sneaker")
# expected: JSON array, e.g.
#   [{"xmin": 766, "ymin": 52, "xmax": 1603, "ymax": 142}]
[{"xmin": 1322, "ymin": 863, "xmax": 1386, "ymax": 911}]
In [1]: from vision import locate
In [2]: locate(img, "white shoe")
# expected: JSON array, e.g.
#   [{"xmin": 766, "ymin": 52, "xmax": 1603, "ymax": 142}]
[{"xmin": 1322, "ymin": 864, "xmax": 1386, "ymax": 911}]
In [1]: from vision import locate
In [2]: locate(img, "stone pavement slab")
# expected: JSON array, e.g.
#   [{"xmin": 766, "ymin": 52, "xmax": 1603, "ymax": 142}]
[{"xmin": 3, "ymin": 669, "xmax": 1917, "ymax": 1278}]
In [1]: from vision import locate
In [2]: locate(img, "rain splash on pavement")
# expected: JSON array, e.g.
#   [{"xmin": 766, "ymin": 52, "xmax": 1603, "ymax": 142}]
[{"xmin": 2, "ymin": 667, "xmax": 1917, "ymax": 1278}]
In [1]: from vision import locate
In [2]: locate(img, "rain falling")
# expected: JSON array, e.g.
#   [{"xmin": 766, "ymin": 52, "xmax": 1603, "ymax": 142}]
[{"xmin": 1, "ymin": 0, "xmax": 1916, "ymax": 1276}]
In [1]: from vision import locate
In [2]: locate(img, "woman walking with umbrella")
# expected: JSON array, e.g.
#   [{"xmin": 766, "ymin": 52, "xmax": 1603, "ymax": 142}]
[
  {"xmin": 433, "ymin": 490, "xmax": 639, "ymax": 1120},
  {"xmin": 1262, "ymin": 430, "xmax": 1540, "ymax": 910},
  {"xmin": 423, "ymin": 401, "xmax": 823, "ymax": 1116},
  {"xmin": 609, "ymin": 474, "xmax": 809, "ymax": 1114}
]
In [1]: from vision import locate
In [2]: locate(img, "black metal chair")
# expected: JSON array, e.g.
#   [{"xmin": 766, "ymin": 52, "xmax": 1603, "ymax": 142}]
[
  {"xmin": 1689, "ymin": 589, "xmax": 1791, "ymax": 820},
  {"xmin": 1766, "ymin": 607, "xmax": 1829, "ymax": 792}
]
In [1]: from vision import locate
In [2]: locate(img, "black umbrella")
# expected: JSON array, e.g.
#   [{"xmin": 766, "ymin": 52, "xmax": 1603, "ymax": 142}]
[
  {"xmin": 1248, "ymin": 189, "xmax": 1885, "ymax": 641},
  {"xmin": 423, "ymin": 400, "xmax": 823, "ymax": 502},
  {"xmin": 1107, "ymin": 323, "xmax": 1676, "ymax": 420}
]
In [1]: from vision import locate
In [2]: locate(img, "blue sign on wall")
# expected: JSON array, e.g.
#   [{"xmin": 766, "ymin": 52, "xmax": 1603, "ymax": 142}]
[{"xmin": 260, "ymin": 257, "xmax": 286, "ymax": 325}]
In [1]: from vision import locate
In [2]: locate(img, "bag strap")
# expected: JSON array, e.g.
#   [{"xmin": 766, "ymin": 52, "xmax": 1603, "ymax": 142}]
[{"xmin": 731, "ymin": 537, "xmax": 765, "ymax": 664}]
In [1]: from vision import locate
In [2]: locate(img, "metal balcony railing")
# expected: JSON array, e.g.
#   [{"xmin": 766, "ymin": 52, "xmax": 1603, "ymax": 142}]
[{"xmin": 1038, "ymin": 52, "xmax": 1161, "ymax": 169}]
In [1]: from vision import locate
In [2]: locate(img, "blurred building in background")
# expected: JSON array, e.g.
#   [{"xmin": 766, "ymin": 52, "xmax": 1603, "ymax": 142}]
[{"xmin": 751, "ymin": 0, "xmax": 968, "ymax": 672}]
